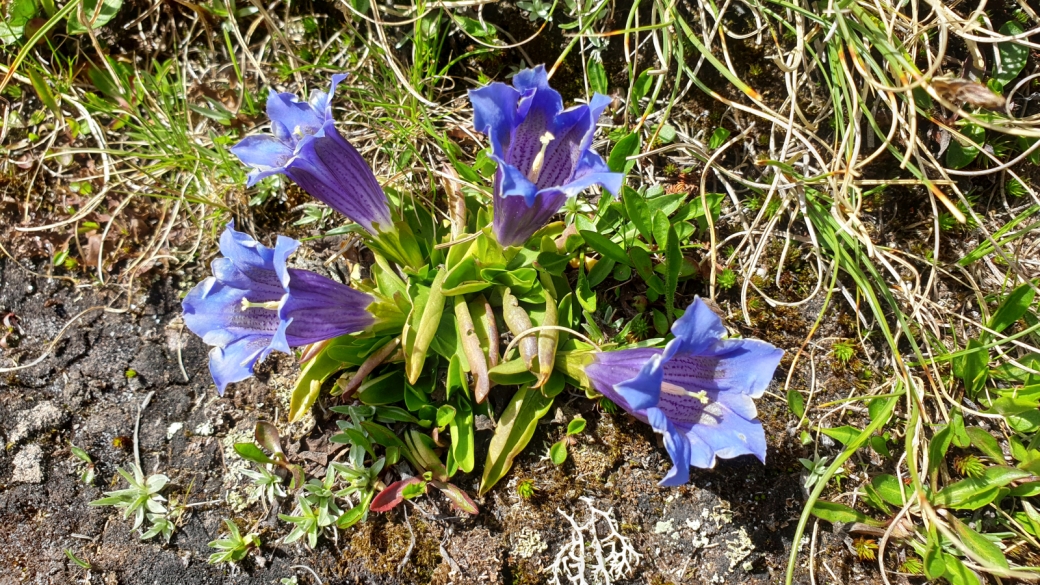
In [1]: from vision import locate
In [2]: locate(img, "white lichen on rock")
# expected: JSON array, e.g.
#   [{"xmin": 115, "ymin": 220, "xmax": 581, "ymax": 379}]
[
  {"xmin": 219, "ymin": 426, "xmax": 261, "ymax": 512},
  {"xmin": 547, "ymin": 498, "xmax": 641, "ymax": 585},
  {"xmin": 12, "ymin": 444, "xmax": 44, "ymax": 483},
  {"xmin": 724, "ymin": 526, "xmax": 755, "ymax": 571},
  {"xmin": 511, "ymin": 527, "xmax": 548, "ymax": 559},
  {"xmin": 10, "ymin": 402, "xmax": 67, "ymax": 443}
]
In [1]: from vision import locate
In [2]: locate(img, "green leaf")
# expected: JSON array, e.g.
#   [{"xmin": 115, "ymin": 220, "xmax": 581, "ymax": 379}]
[
  {"xmin": 67, "ymin": 0, "xmax": 124, "ymax": 34},
  {"xmin": 435, "ymin": 404, "xmax": 456, "ymax": 428},
  {"xmin": 254, "ymin": 421, "xmax": 284, "ymax": 457},
  {"xmin": 947, "ymin": 514, "xmax": 1009, "ymax": 570},
  {"xmin": 652, "ymin": 308, "xmax": 668, "ymax": 335},
  {"xmin": 708, "ymin": 127, "xmax": 730, "ymax": 149},
  {"xmin": 809, "ymin": 501, "xmax": 884, "ymax": 527},
  {"xmin": 941, "ymin": 552, "xmax": 982, "ymax": 585},
  {"xmin": 953, "ymin": 338, "xmax": 989, "ymax": 397},
  {"xmin": 966, "ymin": 427, "xmax": 1005, "ymax": 462},
  {"xmin": 929, "ymin": 425, "xmax": 953, "ymax": 476},
  {"xmin": 550, "ymin": 440, "xmax": 568, "ymax": 465},
  {"xmin": 951, "ymin": 408, "xmax": 970, "ymax": 448},
  {"xmin": 621, "ymin": 186, "xmax": 652, "ymax": 241},
  {"xmin": 870, "ymin": 474, "xmax": 907, "ymax": 507},
  {"xmin": 360, "ymin": 421, "xmax": 404, "ymax": 448},
  {"xmin": 580, "ymin": 230, "xmax": 631, "ymax": 266},
  {"xmin": 608, "ymin": 133, "xmax": 640, "ymax": 175},
  {"xmin": 787, "ymin": 390, "xmax": 805, "ymax": 418},
  {"xmin": 988, "ymin": 282, "xmax": 1035, "ymax": 334},
  {"xmin": 479, "ymin": 386, "xmax": 554, "ymax": 495},
  {"xmin": 233, "ymin": 443, "xmax": 275, "ymax": 465},
  {"xmin": 946, "ymin": 123, "xmax": 985, "ymax": 169},
  {"xmin": 923, "ymin": 530, "xmax": 946, "ymax": 580},
  {"xmin": 0, "ymin": 0, "xmax": 37, "ymax": 45},
  {"xmin": 576, "ymin": 264, "xmax": 597, "ymax": 313},
  {"xmin": 994, "ymin": 21, "xmax": 1028, "ymax": 90},
  {"xmin": 449, "ymin": 397, "xmax": 475, "ymax": 473},
  {"xmin": 820, "ymin": 425, "xmax": 861, "ymax": 446},
  {"xmin": 587, "ymin": 257, "xmax": 615, "ymax": 288},
  {"xmin": 405, "ymin": 270, "xmax": 446, "ymax": 384},
  {"xmin": 933, "ymin": 466, "xmax": 1031, "ymax": 509},
  {"xmin": 664, "ymin": 224, "xmax": 680, "ymax": 320},
  {"xmin": 567, "ymin": 416, "xmax": 586, "ymax": 435},
  {"xmin": 357, "ymin": 370, "xmax": 406, "ymax": 405},
  {"xmin": 631, "ymin": 69, "xmax": 652, "ymax": 103},
  {"xmin": 588, "ymin": 58, "xmax": 608, "ymax": 95}
]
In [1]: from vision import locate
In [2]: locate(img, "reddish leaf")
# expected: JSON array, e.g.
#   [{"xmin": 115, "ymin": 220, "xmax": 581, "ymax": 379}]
[
  {"xmin": 432, "ymin": 481, "xmax": 479, "ymax": 515},
  {"xmin": 371, "ymin": 477, "xmax": 424, "ymax": 513}
]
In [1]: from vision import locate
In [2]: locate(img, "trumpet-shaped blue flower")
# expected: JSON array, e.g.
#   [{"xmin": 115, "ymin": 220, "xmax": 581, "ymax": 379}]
[
  {"xmin": 182, "ymin": 224, "xmax": 376, "ymax": 394},
  {"xmin": 230, "ymin": 75, "xmax": 393, "ymax": 236},
  {"xmin": 469, "ymin": 65, "xmax": 623, "ymax": 247},
  {"xmin": 583, "ymin": 298, "xmax": 783, "ymax": 486}
]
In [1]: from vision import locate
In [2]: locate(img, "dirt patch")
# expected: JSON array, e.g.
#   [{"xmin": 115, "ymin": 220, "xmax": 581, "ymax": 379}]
[{"xmin": 1, "ymin": 244, "xmax": 880, "ymax": 584}]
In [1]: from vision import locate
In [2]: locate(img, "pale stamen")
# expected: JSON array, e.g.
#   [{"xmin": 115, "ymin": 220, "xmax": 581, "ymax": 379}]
[
  {"xmin": 660, "ymin": 381, "xmax": 709, "ymax": 404},
  {"xmin": 526, "ymin": 131, "xmax": 555, "ymax": 184},
  {"xmin": 240, "ymin": 298, "xmax": 282, "ymax": 311}
]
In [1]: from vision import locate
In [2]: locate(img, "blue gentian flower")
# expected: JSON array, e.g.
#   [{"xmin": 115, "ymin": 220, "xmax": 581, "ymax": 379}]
[
  {"xmin": 230, "ymin": 75, "xmax": 393, "ymax": 236},
  {"xmin": 469, "ymin": 65, "xmax": 623, "ymax": 247},
  {"xmin": 583, "ymin": 298, "xmax": 783, "ymax": 486},
  {"xmin": 182, "ymin": 224, "xmax": 376, "ymax": 394}
]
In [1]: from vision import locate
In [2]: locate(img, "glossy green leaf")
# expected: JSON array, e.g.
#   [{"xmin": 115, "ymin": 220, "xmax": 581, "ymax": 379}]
[
  {"xmin": 809, "ymin": 500, "xmax": 884, "ymax": 527},
  {"xmin": 479, "ymin": 386, "xmax": 553, "ymax": 496},
  {"xmin": 550, "ymin": 440, "xmax": 568, "ymax": 465},
  {"xmin": 587, "ymin": 257, "xmax": 615, "ymax": 288},
  {"xmin": 787, "ymin": 389, "xmax": 805, "ymax": 418},
  {"xmin": 587, "ymin": 58, "xmax": 607, "ymax": 95},
  {"xmin": 621, "ymin": 186, "xmax": 652, "ymax": 241},
  {"xmin": 233, "ymin": 443, "xmax": 275, "ymax": 465},
  {"xmin": 449, "ymin": 397, "xmax": 475, "ymax": 473},
  {"xmin": 948, "ymin": 514, "xmax": 1009, "ymax": 570},
  {"xmin": 988, "ymin": 282, "xmax": 1035, "ymax": 334},
  {"xmin": 966, "ymin": 427, "xmax": 1004, "ymax": 462},
  {"xmin": 994, "ymin": 22, "xmax": 1028, "ymax": 89},
  {"xmin": 820, "ymin": 425, "xmax": 861, "ymax": 446},
  {"xmin": 946, "ymin": 123, "xmax": 985, "ymax": 169},
  {"xmin": 67, "ymin": 0, "xmax": 124, "ymax": 34},
  {"xmin": 870, "ymin": 474, "xmax": 907, "ymax": 507},
  {"xmin": 357, "ymin": 370, "xmax": 406, "ymax": 405},
  {"xmin": 933, "ymin": 466, "xmax": 1031, "ymax": 509},
  {"xmin": 580, "ymin": 230, "xmax": 631, "ymax": 266},
  {"xmin": 567, "ymin": 416, "xmax": 586, "ymax": 435},
  {"xmin": 608, "ymin": 132, "xmax": 639, "ymax": 175},
  {"xmin": 360, "ymin": 421, "xmax": 404, "ymax": 448}
]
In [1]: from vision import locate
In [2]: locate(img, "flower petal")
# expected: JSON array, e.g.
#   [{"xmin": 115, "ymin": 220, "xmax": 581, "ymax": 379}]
[
  {"xmin": 661, "ymin": 340, "xmax": 784, "ymax": 398},
  {"xmin": 469, "ymin": 83, "xmax": 521, "ymax": 159},
  {"xmin": 207, "ymin": 336, "xmax": 272, "ymax": 396},
  {"xmin": 506, "ymin": 84, "xmax": 563, "ymax": 181},
  {"xmin": 612, "ymin": 353, "xmax": 665, "ymax": 412},
  {"xmin": 288, "ymin": 129, "xmax": 392, "ymax": 234},
  {"xmin": 265, "ymin": 88, "xmax": 325, "ymax": 140},
  {"xmin": 667, "ymin": 296, "xmax": 728, "ymax": 356},
  {"xmin": 688, "ymin": 402, "xmax": 767, "ymax": 463},
  {"xmin": 281, "ymin": 268, "xmax": 376, "ymax": 346},
  {"xmin": 230, "ymin": 135, "xmax": 294, "ymax": 171},
  {"xmin": 646, "ymin": 407, "xmax": 692, "ymax": 486}
]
